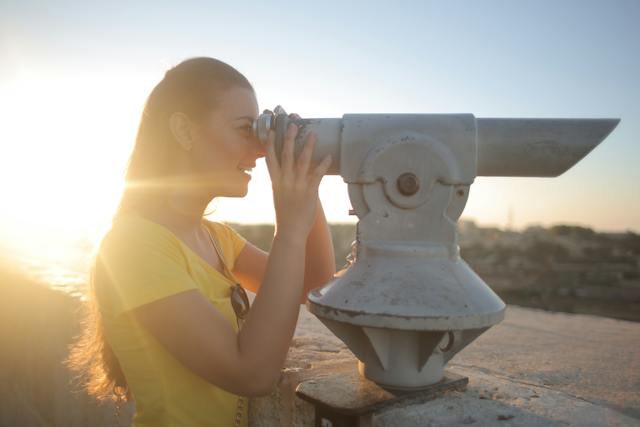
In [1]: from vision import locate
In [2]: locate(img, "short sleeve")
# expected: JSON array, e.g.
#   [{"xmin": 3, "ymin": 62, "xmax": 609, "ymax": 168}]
[
  {"xmin": 208, "ymin": 221, "xmax": 247, "ymax": 269},
  {"xmin": 95, "ymin": 220, "xmax": 199, "ymax": 318}
]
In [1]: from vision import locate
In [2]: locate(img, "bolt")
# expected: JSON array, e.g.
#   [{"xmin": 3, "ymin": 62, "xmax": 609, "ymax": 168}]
[{"xmin": 397, "ymin": 173, "xmax": 419, "ymax": 196}]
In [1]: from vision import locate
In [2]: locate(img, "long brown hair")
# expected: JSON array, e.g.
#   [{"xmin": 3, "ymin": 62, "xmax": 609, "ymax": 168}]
[{"xmin": 64, "ymin": 57, "xmax": 254, "ymax": 403}]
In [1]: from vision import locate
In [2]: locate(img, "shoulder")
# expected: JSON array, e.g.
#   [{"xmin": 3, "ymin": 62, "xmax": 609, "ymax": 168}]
[
  {"xmin": 95, "ymin": 215, "xmax": 199, "ymax": 317},
  {"xmin": 99, "ymin": 213, "xmax": 183, "ymax": 262}
]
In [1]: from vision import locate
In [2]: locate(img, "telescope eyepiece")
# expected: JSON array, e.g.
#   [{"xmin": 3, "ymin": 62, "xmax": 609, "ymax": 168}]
[
  {"xmin": 252, "ymin": 105, "xmax": 290, "ymax": 145},
  {"xmin": 252, "ymin": 111, "xmax": 274, "ymax": 144}
]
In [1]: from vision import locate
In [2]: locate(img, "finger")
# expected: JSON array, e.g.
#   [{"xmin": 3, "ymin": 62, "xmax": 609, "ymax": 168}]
[
  {"xmin": 281, "ymin": 122, "xmax": 297, "ymax": 180},
  {"xmin": 296, "ymin": 132, "xmax": 316, "ymax": 178},
  {"xmin": 310, "ymin": 154, "xmax": 333, "ymax": 187},
  {"xmin": 264, "ymin": 129, "xmax": 280, "ymax": 181}
]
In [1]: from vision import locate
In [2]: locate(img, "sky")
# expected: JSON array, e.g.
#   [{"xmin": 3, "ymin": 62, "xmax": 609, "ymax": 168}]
[{"xmin": 1, "ymin": 0, "xmax": 639, "ymax": 256}]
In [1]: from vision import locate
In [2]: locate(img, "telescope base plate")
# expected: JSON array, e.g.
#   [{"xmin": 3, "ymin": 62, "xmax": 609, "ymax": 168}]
[{"xmin": 295, "ymin": 361, "xmax": 467, "ymax": 427}]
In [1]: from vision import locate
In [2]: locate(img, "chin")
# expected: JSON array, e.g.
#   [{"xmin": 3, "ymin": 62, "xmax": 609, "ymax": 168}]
[{"xmin": 223, "ymin": 185, "xmax": 249, "ymax": 198}]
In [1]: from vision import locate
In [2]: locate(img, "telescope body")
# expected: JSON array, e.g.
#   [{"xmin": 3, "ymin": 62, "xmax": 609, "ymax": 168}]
[
  {"xmin": 263, "ymin": 112, "xmax": 619, "ymax": 390},
  {"xmin": 278, "ymin": 114, "xmax": 619, "ymax": 178}
]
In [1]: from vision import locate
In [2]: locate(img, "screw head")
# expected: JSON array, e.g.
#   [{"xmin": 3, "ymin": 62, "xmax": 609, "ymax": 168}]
[{"xmin": 397, "ymin": 172, "xmax": 420, "ymax": 196}]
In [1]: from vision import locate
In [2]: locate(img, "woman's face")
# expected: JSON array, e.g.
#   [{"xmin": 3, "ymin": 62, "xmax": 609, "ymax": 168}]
[{"xmin": 187, "ymin": 85, "xmax": 264, "ymax": 198}]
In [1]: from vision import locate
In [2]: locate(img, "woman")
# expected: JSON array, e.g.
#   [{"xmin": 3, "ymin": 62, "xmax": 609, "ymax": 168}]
[{"xmin": 65, "ymin": 57, "xmax": 336, "ymax": 427}]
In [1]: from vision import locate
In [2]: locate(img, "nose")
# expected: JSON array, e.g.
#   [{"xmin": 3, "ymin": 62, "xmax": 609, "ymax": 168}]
[{"xmin": 251, "ymin": 134, "xmax": 267, "ymax": 158}]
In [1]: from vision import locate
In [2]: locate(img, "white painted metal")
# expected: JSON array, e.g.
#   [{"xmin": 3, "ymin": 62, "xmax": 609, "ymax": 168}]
[
  {"xmin": 254, "ymin": 111, "xmax": 620, "ymax": 391},
  {"xmin": 476, "ymin": 118, "xmax": 620, "ymax": 177}
]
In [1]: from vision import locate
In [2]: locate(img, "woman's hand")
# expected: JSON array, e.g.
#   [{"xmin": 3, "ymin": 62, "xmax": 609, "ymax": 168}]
[{"xmin": 264, "ymin": 114, "xmax": 332, "ymax": 240}]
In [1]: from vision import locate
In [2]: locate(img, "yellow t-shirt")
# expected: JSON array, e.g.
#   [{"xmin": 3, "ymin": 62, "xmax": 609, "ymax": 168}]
[{"xmin": 94, "ymin": 211, "xmax": 249, "ymax": 427}]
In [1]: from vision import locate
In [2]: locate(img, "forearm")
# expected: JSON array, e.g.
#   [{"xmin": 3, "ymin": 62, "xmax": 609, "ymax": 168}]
[
  {"xmin": 301, "ymin": 197, "xmax": 336, "ymax": 303},
  {"xmin": 236, "ymin": 231, "xmax": 307, "ymax": 391}
]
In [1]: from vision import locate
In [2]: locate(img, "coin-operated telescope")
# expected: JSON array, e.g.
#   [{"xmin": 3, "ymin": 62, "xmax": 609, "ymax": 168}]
[{"xmin": 254, "ymin": 107, "xmax": 619, "ymax": 391}]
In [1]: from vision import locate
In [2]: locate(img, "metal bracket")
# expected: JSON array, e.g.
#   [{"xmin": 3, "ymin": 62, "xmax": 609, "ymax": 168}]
[{"xmin": 296, "ymin": 366, "xmax": 468, "ymax": 427}]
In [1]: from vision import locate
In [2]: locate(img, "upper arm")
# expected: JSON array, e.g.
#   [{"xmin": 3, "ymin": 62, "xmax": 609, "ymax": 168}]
[
  {"xmin": 232, "ymin": 241, "xmax": 269, "ymax": 295},
  {"xmin": 129, "ymin": 289, "xmax": 271, "ymax": 397}
]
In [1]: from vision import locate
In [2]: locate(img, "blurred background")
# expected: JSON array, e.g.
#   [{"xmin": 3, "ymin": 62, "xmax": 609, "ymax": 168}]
[{"xmin": 0, "ymin": 1, "xmax": 638, "ymax": 425}]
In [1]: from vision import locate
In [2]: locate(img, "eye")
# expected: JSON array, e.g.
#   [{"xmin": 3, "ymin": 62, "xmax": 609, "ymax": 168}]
[{"xmin": 238, "ymin": 125, "xmax": 257, "ymax": 141}]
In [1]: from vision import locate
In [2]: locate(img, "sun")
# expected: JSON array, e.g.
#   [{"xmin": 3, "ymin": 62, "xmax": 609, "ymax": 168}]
[{"xmin": 0, "ymin": 68, "xmax": 153, "ymax": 257}]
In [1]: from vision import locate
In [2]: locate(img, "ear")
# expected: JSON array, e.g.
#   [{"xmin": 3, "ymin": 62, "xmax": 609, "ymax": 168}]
[{"xmin": 169, "ymin": 112, "xmax": 194, "ymax": 151}]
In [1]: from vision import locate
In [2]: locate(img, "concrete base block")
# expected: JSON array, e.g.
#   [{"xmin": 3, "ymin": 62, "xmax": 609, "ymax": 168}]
[{"xmin": 249, "ymin": 304, "xmax": 640, "ymax": 427}]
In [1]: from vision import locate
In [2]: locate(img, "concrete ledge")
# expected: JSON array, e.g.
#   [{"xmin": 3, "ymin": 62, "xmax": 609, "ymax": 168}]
[
  {"xmin": 249, "ymin": 304, "xmax": 640, "ymax": 426},
  {"xmin": 373, "ymin": 365, "xmax": 638, "ymax": 426}
]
